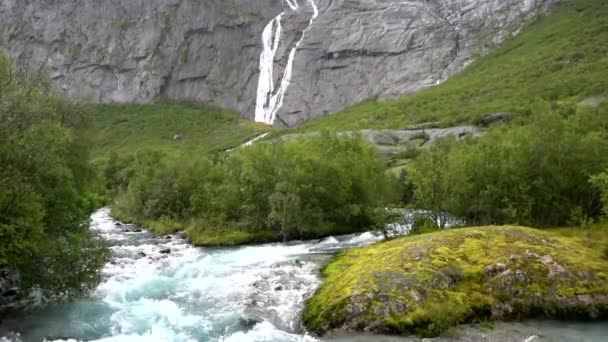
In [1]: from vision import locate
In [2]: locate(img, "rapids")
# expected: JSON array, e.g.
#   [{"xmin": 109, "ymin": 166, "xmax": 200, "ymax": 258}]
[
  {"xmin": 0, "ymin": 208, "xmax": 383, "ymax": 342},
  {"xmin": 1, "ymin": 209, "xmax": 607, "ymax": 341}
]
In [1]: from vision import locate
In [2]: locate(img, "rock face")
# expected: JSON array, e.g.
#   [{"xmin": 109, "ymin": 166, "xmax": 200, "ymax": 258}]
[
  {"xmin": 0, "ymin": 268, "xmax": 22, "ymax": 314},
  {"xmin": 303, "ymin": 226, "xmax": 608, "ymax": 337},
  {"xmin": 0, "ymin": 0, "xmax": 557, "ymax": 126},
  {"xmin": 0, "ymin": 0, "xmax": 281, "ymax": 115},
  {"xmin": 277, "ymin": 125, "xmax": 481, "ymax": 158}
]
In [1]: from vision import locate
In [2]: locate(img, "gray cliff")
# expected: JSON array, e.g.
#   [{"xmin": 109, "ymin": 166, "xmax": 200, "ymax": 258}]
[{"xmin": 0, "ymin": 0, "xmax": 557, "ymax": 126}]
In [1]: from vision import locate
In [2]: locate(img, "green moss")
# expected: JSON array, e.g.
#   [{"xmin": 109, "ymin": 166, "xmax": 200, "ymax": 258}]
[
  {"xmin": 186, "ymin": 228, "xmax": 278, "ymax": 247},
  {"xmin": 219, "ymin": 0, "xmax": 263, "ymax": 22},
  {"xmin": 303, "ymin": 226, "xmax": 608, "ymax": 337},
  {"xmin": 179, "ymin": 44, "xmax": 190, "ymax": 65},
  {"xmin": 111, "ymin": 18, "xmax": 135, "ymax": 30}
]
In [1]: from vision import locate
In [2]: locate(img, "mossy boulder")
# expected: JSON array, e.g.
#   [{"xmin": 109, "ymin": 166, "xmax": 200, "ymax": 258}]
[{"xmin": 303, "ymin": 226, "xmax": 608, "ymax": 337}]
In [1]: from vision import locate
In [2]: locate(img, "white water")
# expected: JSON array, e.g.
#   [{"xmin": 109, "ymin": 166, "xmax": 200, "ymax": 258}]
[
  {"xmin": 254, "ymin": 0, "xmax": 319, "ymax": 125},
  {"xmin": 2, "ymin": 209, "xmax": 608, "ymax": 341},
  {"xmin": 0, "ymin": 209, "xmax": 384, "ymax": 342},
  {"xmin": 225, "ymin": 133, "xmax": 270, "ymax": 153}
]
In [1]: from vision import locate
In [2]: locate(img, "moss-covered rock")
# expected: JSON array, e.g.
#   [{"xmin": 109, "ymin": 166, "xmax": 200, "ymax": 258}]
[{"xmin": 303, "ymin": 226, "xmax": 608, "ymax": 337}]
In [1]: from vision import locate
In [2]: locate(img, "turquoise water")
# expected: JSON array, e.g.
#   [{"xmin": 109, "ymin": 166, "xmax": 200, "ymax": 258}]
[
  {"xmin": 0, "ymin": 209, "xmax": 382, "ymax": 341},
  {"xmin": 1, "ymin": 209, "xmax": 607, "ymax": 342}
]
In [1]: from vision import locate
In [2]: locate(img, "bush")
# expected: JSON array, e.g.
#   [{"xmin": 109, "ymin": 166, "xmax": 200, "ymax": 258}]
[
  {"xmin": 0, "ymin": 55, "xmax": 108, "ymax": 298},
  {"xmin": 409, "ymin": 214, "xmax": 440, "ymax": 235},
  {"xmin": 410, "ymin": 108, "xmax": 608, "ymax": 227},
  {"xmin": 107, "ymin": 132, "xmax": 399, "ymax": 244},
  {"xmin": 591, "ymin": 170, "xmax": 608, "ymax": 220}
]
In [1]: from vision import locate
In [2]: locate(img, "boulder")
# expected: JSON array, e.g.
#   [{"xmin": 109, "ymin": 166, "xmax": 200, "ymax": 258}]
[{"xmin": 303, "ymin": 226, "xmax": 608, "ymax": 338}]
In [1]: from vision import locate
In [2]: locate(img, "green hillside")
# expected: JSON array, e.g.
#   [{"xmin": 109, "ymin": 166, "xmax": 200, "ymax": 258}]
[
  {"xmin": 90, "ymin": 100, "xmax": 269, "ymax": 159},
  {"xmin": 294, "ymin": 0, "xmax": 608, "ymax": 132}
]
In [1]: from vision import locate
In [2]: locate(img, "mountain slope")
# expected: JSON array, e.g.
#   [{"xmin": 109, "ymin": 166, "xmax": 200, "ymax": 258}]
[
  {"xmin": 90, "ymin": 101, "xmax": 268, "ymax": 159},
  {"xmin": 294, "ymin": 0, "xmax": 608, "ymax": 132},
  {"xmin": 0, "ymin": 0, "xmax": 555, "ymax": 126}
]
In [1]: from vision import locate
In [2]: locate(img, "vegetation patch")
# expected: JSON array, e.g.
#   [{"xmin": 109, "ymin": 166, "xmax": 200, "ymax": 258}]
[
  {"xmin": 90, "ymin": 100, "xmax": 269, "ymax": 159},
  {"xmin": 0, "ymin": 55, "xmax": 109, "ymax": 305},
  {"xmin": 104, "ymin": 132, "xmax": 398, "ymax": 246},
  {"xmin": 303, "ymin": 226, "xmax": 608, "ymax": 337},
  {"xmin": 294, "ymin": 0, "xmax": 608, "ymax": 132}
]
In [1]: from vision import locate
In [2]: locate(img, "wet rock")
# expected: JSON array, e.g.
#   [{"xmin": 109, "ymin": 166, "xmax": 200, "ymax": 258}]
[
  {"xmin": 165, "ymin": 235, "xmax": 173, "ymax": 240},
  {"xmin": 137, "ymin": 252, "xmax": 147, "ymax": 258},
  {"xmin": 159, "ymin": 248, "xmax": 171, "ymax": 254},
  {"xmin": 238, "ymin": 317, "xmax": 261, "ymax": 332},
  {"xmin": 274, "ymin": 285, "xmax": 284, "ymax": 291}
]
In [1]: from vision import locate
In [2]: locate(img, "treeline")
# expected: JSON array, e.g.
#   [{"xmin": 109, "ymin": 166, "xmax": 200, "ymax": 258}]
[
  {"xmin": 406, "ymin": 103, "xmax": 608, "ymax": 228},
  {"xmin": 0, "ymin": 56, "xmax": 108, "ymax": 301},
  {"xmin": 105, "ymin": 103, "xmax": 608, "ymax": 246},
  {"xmin": 105, "ymin": 132, "xmax": 398, "ymax": 245}
]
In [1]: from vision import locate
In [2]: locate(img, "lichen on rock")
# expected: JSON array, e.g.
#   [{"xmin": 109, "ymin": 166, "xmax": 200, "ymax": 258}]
[{"xmin": 303, "ymin": 226, "xmax": 608, "ymax": 337}]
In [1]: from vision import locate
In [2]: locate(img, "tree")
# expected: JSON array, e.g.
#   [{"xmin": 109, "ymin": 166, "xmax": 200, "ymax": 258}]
[
  {"xmin": 591, "ymin": 170, "xmax": 608, "ymax": 220},
  {"xmin": 0, "ymin": 54, "xmax": 108, "ymax": 300}
]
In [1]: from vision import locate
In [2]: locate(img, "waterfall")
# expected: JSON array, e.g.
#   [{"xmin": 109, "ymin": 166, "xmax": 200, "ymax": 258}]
[{"xmin": 254, "ymin": 0, "xmax": 319, "ymax": 125}]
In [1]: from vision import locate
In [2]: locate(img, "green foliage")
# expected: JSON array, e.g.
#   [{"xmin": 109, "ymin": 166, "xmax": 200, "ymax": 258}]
[
  {"xmin": 410, "ymin": 107, "xmax": 608, "ymax": 227},
  {"xmin": 294, "ymin": 0, "xmax": 608, "ymax": 132},
  {"xmin": 591, "ymin": 170, "xmax": 608, "ymax": 220},
  {"xmin": 409, "ymin": 215, "xmax": 440, "ymax": 235},
  {"xmin": 90, "ymin": 100, "xmax": 269, "ymax": 159},
  {"xmin": 0, "ymin": 55, "xmax": 109, "ymax": 298},
  {"xmin": 107, "ymin": 132, "xmax": 398, "ymax": 245},
  {"xmin": 303, "ymin": 226, "xmax": 608, "ymax": 337}
]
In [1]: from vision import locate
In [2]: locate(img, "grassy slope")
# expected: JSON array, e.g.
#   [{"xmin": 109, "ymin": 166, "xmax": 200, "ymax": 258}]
[
  {"xmin": 303, "ymin": 225, "xmax": 608, "ymax": 337},
  {"xmin": 90, "ymin": 100, "xmax": 269, "ymax": 159},
  {"xmin": 293, "ymin": 0, "xmax": 608, "ymax": 132}
]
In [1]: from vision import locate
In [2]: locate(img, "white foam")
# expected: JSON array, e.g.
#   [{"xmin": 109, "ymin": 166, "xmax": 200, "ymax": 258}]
[
  {"xmin": 2, "ymin": 208, "xmax": 406, "ymax": 341},
  {"xmin": 220, "ymin": 321, "xmax": 318, "ymax": 342}
]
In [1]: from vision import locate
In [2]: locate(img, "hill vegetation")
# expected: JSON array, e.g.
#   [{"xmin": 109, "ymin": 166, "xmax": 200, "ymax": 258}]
[
  {"xmin": 91, "ymin": 101, "xmax": 269, "ymax": 159},
  {"xmin": 107, "ymin": 132, "xmax": 398, "ymax": 245},
  {"xmin": 292, "ymin": 0, "xmax": 608, "ymax": 132}
]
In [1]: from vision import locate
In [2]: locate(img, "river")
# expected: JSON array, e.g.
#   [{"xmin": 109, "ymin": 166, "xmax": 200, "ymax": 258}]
[{"xmin": 1, "ymin": 209, "xmax": 607, "ymax": 342}]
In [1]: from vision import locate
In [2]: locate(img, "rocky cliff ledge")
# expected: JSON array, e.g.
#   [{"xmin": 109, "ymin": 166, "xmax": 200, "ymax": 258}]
[{"xmin": 0, "ymin": 0, "xmax": 557, "ymax": 126}]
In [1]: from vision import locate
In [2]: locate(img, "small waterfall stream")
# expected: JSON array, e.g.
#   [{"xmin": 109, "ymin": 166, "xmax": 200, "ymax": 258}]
[{"xmin": 254, "ymin": 0, "xmax": 319, "ymax": 125}]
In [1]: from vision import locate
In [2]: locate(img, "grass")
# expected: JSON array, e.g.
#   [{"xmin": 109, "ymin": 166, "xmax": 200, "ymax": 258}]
[
  {"xmin": 186, "ymin": 228, "xmax": 279, "ymax": 247},
  {"xmin": 90, "ymin": 99, "xmax": 269, "ymax": 159},
  {"xmin": 293, "ymin": 0, "xmax": 608, "ymax": 133},
  {"xmin": 303, "ymin": 224, "xmax": 608, "ymax": 337}
]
